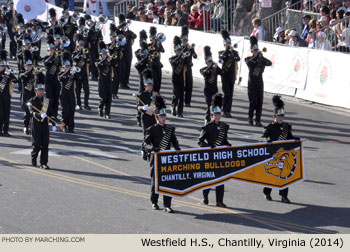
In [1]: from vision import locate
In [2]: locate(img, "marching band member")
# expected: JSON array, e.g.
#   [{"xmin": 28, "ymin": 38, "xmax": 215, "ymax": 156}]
[
  {"xmin": 0, "ymin": 49, "xmax": 18, "ymax": 137},
  {"xmin": 134, "ymin": 29, "xmax": 150, "ymax": 94},
  {"xmin": 58, "ymin": 52, "xmax": 77, "ymax": 133},
  {"xmin": 143, "ymin": 95, "xmax": 181, "ymax": 213},
  {"xmin": 219, "ymin": 30, "xmax": 240, "ymax": 118},
  {"xmin": 20, "ymin": 50, "xmax": 36, "ymax": 135},
  {"xmin": 27, "ymin": 72, "xmax": 51, "ymax": 169},
  {"xmin": 86, "ymin": 15, "xmax": 102, "ymax": 81},
  {"xmin": 118, "ymin": 14, "xmax": 137, "ymax": 90},
  {"xmin": 96, "ymin": 41, "xmax": 113, "ymax": 119},
  {"xmin": 198, "ymin": 94, "xmax": 231, "ymax": 208},
  {"xmin": 43, "ymin": 35, "xmax": 61, "ymax": 121},
  {"xmin": 200, "ymin": 46, "xmax": 222, "ymax": 124},
  {"xmin": 260, "ymin": 95, "xmax": 300, "ymax": 204},
  {"xmin": 72, "ymin": 34, "xmax": 91, "ymax": 110},
  {"xmin": 169, "ymin": 35, "xmax": 185, "ymax": 118},
  {"xmin": 137, "ymin": 69, "xmax": 156, "ymax": 134},
  {"xmin": 148, "ymin": 26, "xmax": 165, "ymax": 94},
  {"xmin": 245, "ymin": 36, "xmax": 272, "ymax": 127},
  {"xmin": 180, "ymin": 25, "xmax": 197, "ymax": 108}
]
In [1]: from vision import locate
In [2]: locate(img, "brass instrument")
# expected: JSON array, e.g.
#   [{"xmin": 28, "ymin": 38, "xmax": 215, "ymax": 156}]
[
  {"xmin": 25, "ymin": 27, "xmax": 33, "ymax": 35},
  {"xmin": 156, "ymin": 32, "xmax": 166, "ymax": 42},
  {"xmin": 30, "ymin": 46, "xmax": 39, "ymax": 52},
  {"xmin": 33, "ymin": 66, "xmax": 45, "ymax": 73},
  {"xmin": 82, "ymin": 48, "xmax": 89, "ymax": 54},
  {"xmin": 60, "ymin": 36, "xmax": 71, "ymax": 49},
  {"xmin": 70, "ymin": 66, "xmax": 81, "ymax": 73},
  {"xmin": 56, "ymin": 50, "xmax": 62, "ymax": 57},
  {"xmin": 72, "ymin": 12, "xmax": 80, "ymax": 21}
]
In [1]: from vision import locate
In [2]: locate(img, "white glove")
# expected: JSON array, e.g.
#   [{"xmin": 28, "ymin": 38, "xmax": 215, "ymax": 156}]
[
  {"xmin": 41, "ymin": 113, "xmax": 47, "ymax": 119},
  {"xmin": 26, "ymin": 102, "xmax": 32, "ymax": 109},
  {"xmin": 52, "ymin": 126, "xmax": 57, "ymax": 132},
  {"xmin": 143, "ymin": 105, "xmax": 150, "ymax": 111}
]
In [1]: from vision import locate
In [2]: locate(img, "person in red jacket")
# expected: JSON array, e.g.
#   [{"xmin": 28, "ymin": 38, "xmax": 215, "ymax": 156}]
[
  {"xmin": 195, "ymin": 7, "xmax": 210, "ymax": 31},
  {"xmin": 188, "ymin": 5, "xmax": 199, "ymax": 29}
]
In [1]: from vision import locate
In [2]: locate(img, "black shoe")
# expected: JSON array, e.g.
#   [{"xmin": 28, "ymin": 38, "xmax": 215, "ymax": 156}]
[
  {"xmin": 248, "ymin": 118, "xmax": 253, "ymax": 125},
  {"xmin": 31, "ymin": 159, "xmax": 37, "ymax": 167},
  {"xmin": 185, "ymin": 103, "xmax": 191, "ymax": 107},
  {"xmin": 216, "ymin": 202, "xmax": 227, "ymax": 208},
  {"xmin": 223, "ymin": 112, "xmax": 229, "ymax": 118},
  {"xmin": 105, "ymin": 115, "xmax": 111, "ymax": 119},
  {"xmin": 177, "ymin": 114, "xmax": 183, "ymax": 118},
  {"xmin": 84, "ymin": 105, "xmax": 91, "ymax": 110},
  {"xmin": 152, "ymin": 203, "xmax": 160, "ymax": 210},
  {"xmin": 227, "ymin": 113, "xmax": 232, "ymax": 118},
  {"xmin": 202, "ymin": 197, "xmax": 209, "ymax": 205},
  {"xmin": 281, "ymin": 196, "xmax": 291, "ymax": 204},
  {"xmin": 68, "ymin": 129, "xmax": 75, "ymax": 133},
  {"xmin": 171, "ymin": 107, "xmax": 177, "ymax": 116},
  {"xmin": 24, "ymin": 127, "xmax": 30, "ymax": 135},
  {"xmin": 120, "ymin": 84, "xmax": 130, "ymax": 89},
  {"xmin": 164, "ymin": 207, "xmax": 174, "ymax": 213},
  {"xmin": 3, "ymin": 132, "xmax": 11, "ymax": 137},
  {"xmin": 265, "ymin": 195, "xmax": 272, "ymax": 201},
  {"xmin": 99, "ymin": 110, "xmax": 103, "ymax": 117},
  {"xmin": 40, "ymin": 164, "xmax": 50, "ymax": 170},
  {"xmin": 255, "ymin": 121, "xmax": 263, "ymax": 127}
]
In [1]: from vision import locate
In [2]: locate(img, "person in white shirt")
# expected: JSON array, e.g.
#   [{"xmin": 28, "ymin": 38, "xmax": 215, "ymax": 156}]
[
  {"xmin": 314, "ymin": 32, "xmax": 332, "ymax": 50},
  {"xmin": 250, "ymin": 18, "xmax": 264, "ymax": 41}
]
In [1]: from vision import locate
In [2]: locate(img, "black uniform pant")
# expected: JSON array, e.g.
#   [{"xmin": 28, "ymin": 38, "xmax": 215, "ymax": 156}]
[
  {"xmin": 204, "ymin": 87, "xmax": 218, "ymax": 122},
  {"xmin": 172, "ymin": 75, "xmax": 184, "ymax": 115},
  {"xmin": 263, "ymin": 187, "xmax": 288, "ymax": 198},
  {"xmin": 184, "ymin": 67, "xmax": 193, "ymax": 105},
  {"xmin": 248, "ymin": 76, "xmax": 264, "ymax": 122},
  {"xmin": 90, "ymin": 52, "xmax": 98, "ymax": 79},
  {"xmin": 31, "ymin": 124, "xmax": 49, "ymax": 165},
  {"xmin": 46, "ymin": 76, "xmax": 60, "ymax": 119},
  {"xmin": 222, "ymin": 73, "xmax": 235, "ymax": 113},
  {"xmin": 152, "ymin": 66, "xmax": 162, "ymax": 94},
  {"xmin": 1, "ymin": 34, "xmax": 5, "ymax": 49},
  {"xmin": 8, "ymin": 29, "xmax": 17, "ymax": 58},
  {"xmin": 60, "ymin": 95, "xmax": 75, "ymax": 131},
  {"xmin": 22, "ymin": 100, "xmax": 31, "ymax": 128},
  {"xmin": 138, "ymin": 73, "xmax": 145, "ymax": 93},
  {"xmin": 0, "ymin": 95, "xmax": 11, "ymax": 134},
  {"xmin": 150, "ymin": 155, "xmax": 172, "ymax": 207},
  {"xmin": 123, "ymin": 53, "xmax": 132, "ymax": 85},
  {"xmin": 99, "ymin": 94, "xmax": 112, "ymax": 116},
  {"xmin": 76, "ymin": 74, "xmax": 90, "ymax": 107},
  {"xmin": 203, "ymin": 185, "xmax": 225, "ymax": 203},
  {"xmin": 112, "ymin": 66, "xmax": 120, "ymax": 97}
]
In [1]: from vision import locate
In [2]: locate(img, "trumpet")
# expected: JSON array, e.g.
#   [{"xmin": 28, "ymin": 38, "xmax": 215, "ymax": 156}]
[
  {"xmin": 82, "ymin": 48, "xmax": 89, "ymax": 54},
  {"xmin": 115, "ymin": 34, "xmax": 126, "ymax": 47},
  {"xmin": 60, "ymin": 36, "xmax": 71, "ymax": 49},
  {"xmin": 70, "ymin": 66, "xmax": 81, "ymax": 73},
  {"xmin": 30, "ymin": 46, "xmax": 39, "ymax": 52},
  {"xmin": 182, "ymin": 51, "xmax": 191, "ymax": 58},
  {"xmin": 56, "ymin": 50, "xmax": 62, "ymax": 57},
  {"xmin": 59, "ymin": 17, "xmax": 68, "ymax": 26},
  {"xmin": 33, "ymin": 66, "xmax": 45, "ymax": 73},
  {"xmin": 156, "ymin": 32, "xmax": 166, "ymax": 42},
  {"xmin": 1, "ymin": 5, "xmax": 8, "ymax": 14},
  {"xmin": 72, "ymin": 12, "xmax": 80, "ymax": 21},
  {"xmin": 25, "ymin": 27, "xmax": 33, "ymax": 34}
]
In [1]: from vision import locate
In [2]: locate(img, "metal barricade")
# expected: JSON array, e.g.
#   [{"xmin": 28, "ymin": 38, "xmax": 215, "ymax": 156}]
[
  {"xmin": 202, "ymin": 0, "xmax": 236, "ymax": 34},
  {"xmin": 114, "ymin": 0, "xmax": 140, "ymax": 16}
]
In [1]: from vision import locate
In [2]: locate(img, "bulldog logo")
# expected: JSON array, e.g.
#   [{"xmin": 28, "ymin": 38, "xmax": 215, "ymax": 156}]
[{"xmin": 265, "ymin": 148, "xmax": 297, "ymax": 179}]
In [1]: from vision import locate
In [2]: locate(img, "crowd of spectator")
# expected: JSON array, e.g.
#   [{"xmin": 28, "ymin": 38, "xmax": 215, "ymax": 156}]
[
  {"xmin": 124, "ymin": 0, "xmax": 231, "ymax": 31},
  {"xmin": 272, "ymin": 0, "xmax": 350, "ymax": 52}
]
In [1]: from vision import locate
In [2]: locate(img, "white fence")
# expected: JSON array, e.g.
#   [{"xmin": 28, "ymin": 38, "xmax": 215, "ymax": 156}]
[{"xmin": 34, "ymin": 3, "xmax": 350, "ymax": 109}]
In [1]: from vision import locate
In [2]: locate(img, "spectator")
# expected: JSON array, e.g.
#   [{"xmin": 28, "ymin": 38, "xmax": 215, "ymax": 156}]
[
  {"xmin": 319, "ymin": 16, "xmax": 338, "ymax": 47},
  {"xmin": 273, "ymin": 27, "xmax": 286, "ymax": 44},
  {"xmin": 288, "ymin": 30, "xmax": 308, "ymax": 47},
  {"xmin": 284, "ymin": 29, "xmax": 293, "ymax": 44},
  {"xmin": 307, "ymin": 29, "xmax": 316, "ymax": 47},
  {"xmin": 345, "ymin": 0, "xmax": 350, "ymax": 10},
  {"xmin": 158, "ymin": 9, "xmax": 165, "ymax": 24},
  {"xmin": 251, "ymin": 18, "xmax": 264, "ymax": 41},
  {"xmin": 301, "ymin": 15, "xmax": 311, "ymax": 40},
  {"xmin": 127, "ymin": 6, "xmax": 138, "ymax": 20},
  {"xmin": 181, "ymin": 4, "xmax": 190, "ymax": 20},
  {"xmin": 335, "ymin": 19, "xmax": 350, "ymax": 51},
  {"xmin": 320, "ymin": 5, "xmax": 331, "ymax": 21},
  {"xmin": 188, "ymin": 4, "xmax": 199, "ymax": 28},
  {"xmin": 164, "ymin": 1, "xmax": 174, "ymax": 25},
  {"xmin": 152, "ymin": 10, "xmax": 161, "ymax": 24},
  {"xmin": 147, "ymin": 9, "xmax": 154, "ymax": 23},
  {"xmin": 211, "ymin": 0, "xmax": 225, "ymax": 32},
  {"xmin": 195, "ymin": 5, "xmax": 210, "ymax": 30},
  {"xmin": 314, "ymin": 31, "xmax": 332, "ymax": 50},
  {"xmin": 302, "ymin": 0, "xmax": 314, "ymax": 12},
  {"xmin": 174, "ymin": 10, "xmax": 185, "ymax": 26},
  {"xmin": 139, "ymin": 10, "xmax": 148, "ymax": 22},
  {"xmin": 176, "ymin": 0, "xmax": 183, "ymax": 10},
  {"xmin": 309, "ymin": 18, "xmax": 317, "ymax": 30}
]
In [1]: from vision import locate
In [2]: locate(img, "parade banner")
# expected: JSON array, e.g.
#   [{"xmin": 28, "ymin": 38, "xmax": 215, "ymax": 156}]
[
  {"xmin": 295, "ymin": 49, "xmax": 350, "ymax": 109},
  {"xmin": 155, "ymin": 140, "xmax": 304, "ymax": 198}
]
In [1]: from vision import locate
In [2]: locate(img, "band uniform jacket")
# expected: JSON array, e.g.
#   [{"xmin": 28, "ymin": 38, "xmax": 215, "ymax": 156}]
[
  {"xmin": 20, "ymin": 68, "xmax": 36, "ymax": 106},
  {"xmin": 261, "ymin": 122, "xmax": 299, "ymax": 142},
  {"xmin": 219, "ymin": 48, "xmax": 240, "ymax": 76},
  {"xmin": 137, "ymin": 91, "xmax": 156, "ymax": 131},
  {"xmin": 144, "ymin": 124, "xmax": 180, "ymax": 154},
  {"xmin": 200, "ymin": 64, "xmax": 222, "ymax": 93},
  {"xmin": 96, "ymin": 57, "xmax": 112, "ymax": 99},
  {"xmin": 29, "ymin": 96, "xmax": 50, "ymax": 136},
  {"xmin": 198, "ymin": 121, "xmax": 231, "ymax": 148}
]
